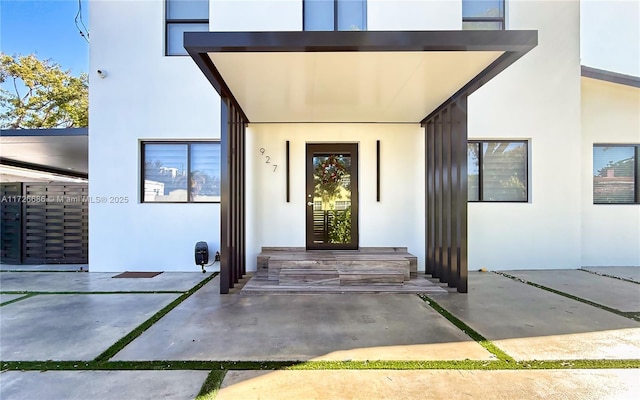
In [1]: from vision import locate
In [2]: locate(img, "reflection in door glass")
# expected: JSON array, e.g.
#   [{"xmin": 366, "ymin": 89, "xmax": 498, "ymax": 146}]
[{"xmin": 313, "ymin": 154, "xmax": 352, "ymax": 244}]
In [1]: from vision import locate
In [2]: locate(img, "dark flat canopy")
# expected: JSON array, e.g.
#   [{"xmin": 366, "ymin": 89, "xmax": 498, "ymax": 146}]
[
  {"xmin": 185, "ymin": 30, "xmax": 537, "ymax": 123},
  {"xmin": 0, "ymin": 128, "xmax": 88, "ymax": 179}
]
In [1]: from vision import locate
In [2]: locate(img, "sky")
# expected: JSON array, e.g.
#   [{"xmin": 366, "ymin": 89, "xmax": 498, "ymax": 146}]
[
  {"xmin": 0, "ymin": 0, "xmax": 638, "ymax": 78},
  {"xmin": 1, "ymin": 0, "xmax": 89, "ymax": 76}
]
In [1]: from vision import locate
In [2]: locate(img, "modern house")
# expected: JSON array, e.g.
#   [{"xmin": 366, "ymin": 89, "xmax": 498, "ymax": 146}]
[{"xmin": 88, "ymin": 0, "xmax": 639, "ymax": 293}]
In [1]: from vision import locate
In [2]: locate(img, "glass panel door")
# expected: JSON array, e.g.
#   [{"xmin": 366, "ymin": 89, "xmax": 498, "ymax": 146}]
[{"xmin": 306, "ymin": 143, "xmax": 358, "ymax": 250}]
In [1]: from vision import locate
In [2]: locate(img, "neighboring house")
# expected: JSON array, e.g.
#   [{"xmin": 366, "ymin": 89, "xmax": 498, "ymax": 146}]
[{"xmin": 89, "ymin": 0, "xmax": 639, "ymax": 293}]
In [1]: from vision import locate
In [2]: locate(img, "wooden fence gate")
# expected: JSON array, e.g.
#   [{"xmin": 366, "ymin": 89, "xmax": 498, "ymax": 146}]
[{"xmin": 0, "ymin": 183, "xmax": 88, "ymax": 264}]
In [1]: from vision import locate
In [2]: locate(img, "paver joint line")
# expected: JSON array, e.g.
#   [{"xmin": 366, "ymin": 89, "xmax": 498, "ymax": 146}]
[
  {"xmin": 417, "ymin": 294, "xmax": 515, "ymax": 363},
  {"xmin": 578, "ymin": 268, "xmax": 640, "ymax": 285},
  {"xmin": 495, "ymin": 271, "xmax": 640, "ymax": 322},
  {"xmin": 0, "ymin": 293, "xmax": 36, "ymax": 307},
  {"xmin": 93, "ymin": 272, "xmax": 219, "ymax": 363}
]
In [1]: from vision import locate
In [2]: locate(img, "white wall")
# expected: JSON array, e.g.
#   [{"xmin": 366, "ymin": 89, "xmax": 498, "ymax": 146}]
[
  {"xmin": 89, "ymin": 0, "xmax": 220, "ymax": 271},
  {"xmin": 581, "ymin": 77, "xmax": 640, "ymax": 267},
  {"xmin": 467, "ymin": 0, "xmax": 582, "ymax": 269},
  {"xmin": 245, "ymin": 124, "xmax": 426, "ymax": 271},
  {"xmin": 368, "ymin": 0, "xmax": 461, "ymax": 30},
  {"xmin": 581, "ymin": 0, "xmax": 640, "ymax": 76}
]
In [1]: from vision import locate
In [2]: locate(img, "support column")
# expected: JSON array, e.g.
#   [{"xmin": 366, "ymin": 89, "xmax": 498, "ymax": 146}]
[
  {"xmin": 220, "ymin": 98, "xmax": 247, "ymax": 294},
  {"xmin": 424, "ymin": 96, "xmax": 468, "ymax": 293}
]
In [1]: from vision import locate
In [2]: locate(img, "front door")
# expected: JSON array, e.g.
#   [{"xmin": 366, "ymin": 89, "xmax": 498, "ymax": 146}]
[{"xmin": 306, "ymin": 143, "xmax": 359, "ymax": 250}]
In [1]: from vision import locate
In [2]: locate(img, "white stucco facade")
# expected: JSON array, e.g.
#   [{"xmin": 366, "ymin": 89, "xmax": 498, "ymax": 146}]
[
  {"xmin": 467, "ymin": 0, "xmax": 583, "ymax": 269},
  {"xmin": 89, "ymin": 0, "xmax": 220, "ymax": 271},
  {"xmin": 580, "ymin": 77, "xmax": 640, "ymax": 267},
  {"xmin": 89, "ymin": 0, "xmax": 639, "ymax": 272}
]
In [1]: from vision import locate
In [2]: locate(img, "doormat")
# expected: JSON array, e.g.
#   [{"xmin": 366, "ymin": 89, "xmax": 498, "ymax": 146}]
[{"xmin": 112, "ymin": 271, "xmax": 163, "ymax": 279}]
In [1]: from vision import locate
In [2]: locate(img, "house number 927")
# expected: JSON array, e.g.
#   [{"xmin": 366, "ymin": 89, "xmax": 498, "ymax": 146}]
[{"xmin": 259, "ymin": 148, "xmax": 278, "ymax": 172}]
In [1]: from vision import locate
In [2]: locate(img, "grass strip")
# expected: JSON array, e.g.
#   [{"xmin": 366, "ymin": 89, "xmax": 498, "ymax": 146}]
[
  {"xmin": 1, "ymin": 361, "xmax": 299, "ymax": 372},
  {"xmin": 0, "ymin": 291, "xmax": 184, "ymax": 295},
  {"xmin": 3, "ymin": 359, "xmax": 640, "ymax": 372},
  {"xmin": 0, "ymin": 293, "xmax": 36, "ymax": 307},
  {"xmin": 496, "ymin": 272, "xmax": 640, "ymax": 322},
  {"xmin": 577, "ymin": 268, "xmax": 640, "ymax": 285},
  {"xmin": 417, "ymin": 294, "xmax": 515, "ymax": 362},
  {"xmin": 195, "ymin": 370, "xmax": 227, "ymax": 400},
  {"xmin": 93, "ymin": 272, "xmax": 218, "ymax": 362}
]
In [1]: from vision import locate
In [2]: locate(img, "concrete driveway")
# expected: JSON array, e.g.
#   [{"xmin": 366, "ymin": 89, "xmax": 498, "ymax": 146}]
[{"xmin": 1, "ymin": 267, "xmax": 639, "ymax": 399}]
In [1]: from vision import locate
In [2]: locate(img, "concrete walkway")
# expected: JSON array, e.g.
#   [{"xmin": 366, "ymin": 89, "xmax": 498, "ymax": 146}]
[
  {"xmin": 1, "ymin": 267, "xmax": 639, "ymax": 399},
  {"xmin": 431, "ymin": 272, "xmax": 640, "ymax": 360},
  {"xmin": 1, "ymin": 370, "xmax": 209, "ymax": 400},
  {"xmin": 217, "ymin": 369, "xmax": 640, "ymax": 400},
  {"xmin": 0, "ymin": 271, "xmax": 208, "ymax": 292},
  {"xmin": 505, "ymin": 269, "xmax": 640, "ymax": 312}
]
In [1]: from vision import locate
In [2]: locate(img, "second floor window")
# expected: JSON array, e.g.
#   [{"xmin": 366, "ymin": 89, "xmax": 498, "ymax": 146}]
[
  {"xmin": 463, "ymin": 0, "xmax": 505, "ymax": 30},
  {"xmin": 166, "ymin": 0, "xmax": 209, "ymax": 56},
  {"xmin": 304, "ymin": 0, "xmax": 367, "ymax": 31}
]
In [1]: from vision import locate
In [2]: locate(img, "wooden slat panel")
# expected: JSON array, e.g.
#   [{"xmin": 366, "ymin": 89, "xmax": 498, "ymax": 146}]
[{"xmin": 22, "ymin": 183, "xmax": 88, "ymax": 264}]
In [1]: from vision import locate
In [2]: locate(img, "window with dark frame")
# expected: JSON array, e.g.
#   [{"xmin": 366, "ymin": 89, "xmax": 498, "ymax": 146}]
[
  {"xmin": 462, "ymin": 0, "xmax": 505, "ymax": 30},
  {"xmin": 142, "ymin": 142, "xmax": 221, "ymax": 203},
  {"xmin": 593, "ymin": 144, "xmax": 640, "ymax": 204},
  {"xmin": 303, "ymin": 0, "xmax": 367, "ymax": 31},
  {"xmin": 468, "ymin": 140, "xmax": 528, "ymax": 202},
  {"xmin": 166, "ymin": 0, "xmax": 209, "ymax": 56}
]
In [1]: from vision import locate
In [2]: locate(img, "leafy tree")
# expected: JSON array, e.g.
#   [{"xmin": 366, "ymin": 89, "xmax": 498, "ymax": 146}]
[
  {"xmin": 328, "ymin": 208, "xmax": 351, "ymax": 244},
  {"xmin": 0, "ymin": 53, "xmax": 88, "ymax": 129},
  {"xmin": 314, "ymin": 155, "xmax": 350, "ymax": 208}
]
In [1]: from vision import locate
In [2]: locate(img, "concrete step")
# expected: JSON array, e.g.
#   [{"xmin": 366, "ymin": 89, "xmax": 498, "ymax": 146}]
[
  {"xmin": 279, "ymin": 268, "xmax": 339, "ymax": 286},
  {"xmin": 257, "ymin": 247, "xmax": 419, "ymax": 286},
  {"xmin": 336, "ymin": 260, "xmax": 410, "ymax": 281},
  {"xmin": 339, "ymin": 270, "xmax": 405, "ymax": 286}
]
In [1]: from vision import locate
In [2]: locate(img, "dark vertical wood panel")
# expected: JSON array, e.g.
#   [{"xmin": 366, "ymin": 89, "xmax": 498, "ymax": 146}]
[
  {"xmin": 450, "ymin": 105, "xmax": 460, "ymax": 288},
  {"xmin": 240, "ymin": 120, "xmax": 246, "ymax": 276},
  {"xmin": 434, "ymin": 114, "xmax": 442, "ymax": 279},
  {"xmin": 427, "ymin": 121, "xmax": 436, "ymax": 275},
  {"xmin": 442, "ymin": 107, "xmax": 451, "ymax": 285},
  {"xmin": 229, "ymin": 105, "xmax": 238, "ymax": 289},
  {"xmin": 220, "ymin": 100, "xmax": 230, "ymax": 294},
  {"xmin": 455, "ymin": 97, "xmax": 468, "ymax": 293}
]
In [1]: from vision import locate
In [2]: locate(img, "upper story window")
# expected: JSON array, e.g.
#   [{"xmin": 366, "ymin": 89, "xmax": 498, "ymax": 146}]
[
  {"xmin": 304, "ymin": 0, "xmax": 367, "ymax": 31},
  {"xmin": 593, "ymin": 145, "xmax": 640, "ymax": 204},
  {"xmin": 166, "ymin": 0, "xmax": 209, "ymax": 56},
  {"xmin": 462, "ymin": 0, "xmax": 505, "ymax": 30},
  {"xmin": 468, "ymin": 140, "xmax": 528, "ymax": 202}
]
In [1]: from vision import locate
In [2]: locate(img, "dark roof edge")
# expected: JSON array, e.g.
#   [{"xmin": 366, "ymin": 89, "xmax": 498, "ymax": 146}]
[
  {"xmin": 0, "ymin": 127, "xmax": 88, "ymax": 137},
  {"xmin": 0, "ymin": 157, "xmax": 88, "ymax": 180},
  {"xmin": 185, "ymin": 30, "xmax": 538, "ymax": 53},
  {"xmin": 581, "ymin": 65, "xmax": 640, "ymax": 88}
]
